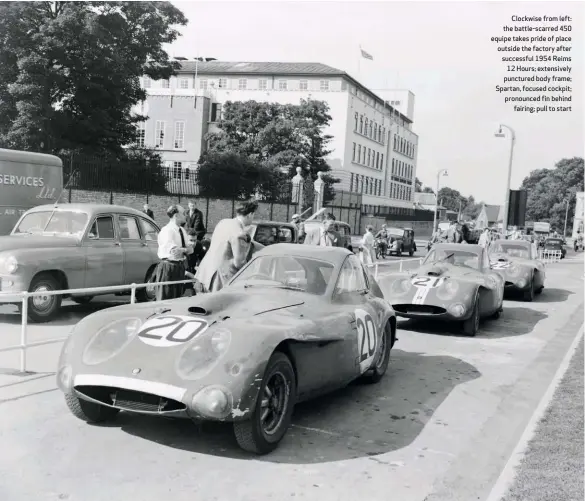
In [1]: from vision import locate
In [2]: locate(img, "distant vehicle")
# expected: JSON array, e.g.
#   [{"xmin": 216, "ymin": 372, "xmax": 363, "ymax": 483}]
[
  {"xmin": 533, "ymin": 221, "xmax": 551, "ymax": 234},
  {"xmin": 0, "ymin": 148, "xmax": 63, "ymax": 235},
  {"xmin": 0, "ymin": 203, "xmax": 160, "ymax": 322},
  {"xmin": 303, "ymin": 219, "xmax": 353, "ymax": 252},
  {"xmin": 386, "ymin": 227, "xmax": 417, "ymax": 256},
  {"xmin": 57, "ymin": 245, "xmax": 396, "ymax": 454},
  {"xmin": 248, "ymin": 221, "xmax": 298, "ymax": 246},
  {"xmin": 543, "ymin": 237, "xmax": 566, "ymax": 259}
]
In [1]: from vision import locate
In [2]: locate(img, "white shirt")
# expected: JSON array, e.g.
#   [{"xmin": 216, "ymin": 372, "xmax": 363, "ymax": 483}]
[
  {"xmin": 362, "ymin": 232, "xmax": 375, "ymax": 248},
  {"xmin": 157, "ymin": 222, "xmax": 192, "ymax": 260}
]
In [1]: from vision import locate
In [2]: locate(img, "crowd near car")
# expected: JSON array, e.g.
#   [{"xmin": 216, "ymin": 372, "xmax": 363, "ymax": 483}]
[{"xmin": 0, "ymin": 202, "xmax": 562, "ymax": 455}]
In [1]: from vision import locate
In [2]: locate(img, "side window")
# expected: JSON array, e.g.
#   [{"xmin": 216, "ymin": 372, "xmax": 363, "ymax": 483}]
[
  {"xmin": 278, "ymin": 227, "xmax": 294, "ymax": 243},
  {"xmin": 119, "ymin": 216, "xmax": 141, "ymax": 240},
  {"xmin": 89, "ymin": 216, "xmax": 115, "ymax": 239},
  {"xmin": 139, "ymin": 218, "xmax": 159, "ymax": 241},
  {"xmin": 254, "ymin": 225, "xmax": 276, "ymax": 246},
  {"xmin": 335, "ymin": 255, "xmax": 367, "ymax": 293}
]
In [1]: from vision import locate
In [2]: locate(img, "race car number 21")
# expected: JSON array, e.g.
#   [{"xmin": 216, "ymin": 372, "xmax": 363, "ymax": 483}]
[
  {"xmin": 137, "ymin": 315, "xmax": 209, "ymax": 348},
  {"xmin": 355, "ymin": 309, "xmax": 377, "ymax": 374}
]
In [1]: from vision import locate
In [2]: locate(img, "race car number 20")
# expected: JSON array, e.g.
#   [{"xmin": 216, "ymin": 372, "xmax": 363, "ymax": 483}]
[
  {"xmin": 355, "ymin": 309, "xmax": 377, "ymax": 373},
  {"xmin": 137, "ymin": 315, "xmax": 208, "ymax": 348}
]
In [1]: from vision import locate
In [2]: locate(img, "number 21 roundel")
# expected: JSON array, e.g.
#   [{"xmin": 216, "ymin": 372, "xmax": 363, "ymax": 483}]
[
  {"xmin": 137, "ymin": 315, "xmax": 208, "ymax": 347},
  {"xmin": 355, "ymin": 308, "xmax": 378, "ymax": 374}
]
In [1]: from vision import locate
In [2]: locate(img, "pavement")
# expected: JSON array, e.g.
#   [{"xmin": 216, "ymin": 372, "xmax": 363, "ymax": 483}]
[{"xmin": 0, "ymin": 251, "xmax": 582, "ymax": 501}]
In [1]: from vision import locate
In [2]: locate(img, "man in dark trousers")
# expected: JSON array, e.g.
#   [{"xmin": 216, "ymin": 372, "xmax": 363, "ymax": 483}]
[
  {"xmin": 143, "ymin": 203, "xmax": 154, "ymax": 220},
  {"xmin": 184, "ymin": 200, "xmax": 207, "ymax": 272}
]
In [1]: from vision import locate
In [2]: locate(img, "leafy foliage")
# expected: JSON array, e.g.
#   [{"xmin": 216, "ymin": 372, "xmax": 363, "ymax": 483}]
[
  {"xmin": 437, "ymin": 187, "xmax": 482, "ymax": 220},
  {"xmin": 415, "ymin": 177, "xmax": 434, "ymax": 194},
  {"xmin": 0, "ymin": 1, "xmax": 187, "ymax": 154},
  {"xmin": 205, "ymin": 99, "xmax": 339, "ymax": 203},
  {"xmin": 520, "ymin": 157, "xmax": 584, "ymax": 231}
]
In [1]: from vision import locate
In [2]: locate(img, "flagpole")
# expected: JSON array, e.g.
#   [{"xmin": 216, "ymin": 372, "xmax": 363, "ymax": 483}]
[{"xmin": 358, "ymin": 45, "xmax": 361, "ymax": 78}]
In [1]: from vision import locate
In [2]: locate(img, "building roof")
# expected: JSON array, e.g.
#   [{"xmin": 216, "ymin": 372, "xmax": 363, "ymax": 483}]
[
  {"xmin": 175, "ymin": 60, "xmax": 412, "ymax": 124},
  {"xmin": 414, "ymin": 192, "xmax": 436, "ymax": 205}
]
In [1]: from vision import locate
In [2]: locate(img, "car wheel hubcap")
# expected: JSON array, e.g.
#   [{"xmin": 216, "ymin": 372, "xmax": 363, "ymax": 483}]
[
  {"xmin": 259, "ymin": 371, "xmax": 289, "ymax": 436},
  {"xmin": 375, "ymin": 327, "xmax": 389, "ymax": 371},
  {"xmin": 32, "ymin": 285, "xmax": 54, "ymax": 311}
]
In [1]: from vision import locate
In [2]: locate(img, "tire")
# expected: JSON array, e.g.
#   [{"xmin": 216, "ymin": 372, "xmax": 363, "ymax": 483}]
[
  {"xmin": 233, "ymin": 351, "xmax": 296, "ymax": 454},
  {"xmin": 27, "ymin": 273, "xmax": 63, "ymax": 323},
  {"xmin": 535, "ymin": 286, "xmax": 543, "ymax": 295},
  {"xmin": 360, "ymin": 320, "xmax": 393, "ymax": 384},
  {"xmin": 409, "ymin": 249, "xmax": 414, "ymax": 256},
  {"xmin": 492, "ymin": 308, "xmax": 502, "ymax": 320},
  {"xmin": 523, "ymin": 277, "xmax": 535, "ymax": 302},
  {"xmin": 64, "ymin": 392, "xmax": 119, "ymax": 423},
  {"xmin": 71, "ymin": 296, "xmax": 93, "ymax": 305},
  {"xmin": 137, "ymin": 266, "xmax": 157, "ymax": 302},
  {"xmin": 462, "ymin": 296, "xmax": 480, "ymax": 337}
]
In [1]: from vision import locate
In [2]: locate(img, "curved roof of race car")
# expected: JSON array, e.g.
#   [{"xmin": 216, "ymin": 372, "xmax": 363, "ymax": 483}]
[
  {"xmin": 255, "ymin": 242, "xmax": 352, "ymax": 265},
  {"xmin": 492, "ymin": 239, "xmax": 530, "ymax": 247},
  {"xmin": 431, "ymin": 243, "xmax": 484, "ymax": 253}
]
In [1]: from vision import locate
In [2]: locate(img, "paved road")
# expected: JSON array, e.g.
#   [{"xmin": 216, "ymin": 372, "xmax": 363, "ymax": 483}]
[{"xmin": 0, "ymin": 254, "xmax": 582, "ymax": 501}]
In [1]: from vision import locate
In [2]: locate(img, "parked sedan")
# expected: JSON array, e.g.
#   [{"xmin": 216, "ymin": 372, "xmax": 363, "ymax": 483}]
[{"xmin": 0, "ymin": 203, "xmax": 161, "ymax": 322}]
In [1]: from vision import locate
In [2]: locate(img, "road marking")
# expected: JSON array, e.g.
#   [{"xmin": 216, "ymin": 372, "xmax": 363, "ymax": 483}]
[
  {"xmin": 291, "ymin": 424, "xmax": 340, "ymax": 436},
  {"xmin": 485, "ymin": 322, "xmax": 584, "ymax": 501}
]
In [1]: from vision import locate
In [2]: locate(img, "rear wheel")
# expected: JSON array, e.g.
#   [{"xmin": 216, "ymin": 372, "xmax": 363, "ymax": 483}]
[
  {"xmin": 233, "ymin": 352, "xmax": 296, "ymax": 454},
  {"xmin": 463, "ymin": 296, "xmax": 480, "ymax": 336},
  {"xmin": 65, "ymin": 392, "xmax": 119, "ymax": 423},
  {"xmin": 27, "ymin": 273, "xmax": 63, "ymax": 323}
]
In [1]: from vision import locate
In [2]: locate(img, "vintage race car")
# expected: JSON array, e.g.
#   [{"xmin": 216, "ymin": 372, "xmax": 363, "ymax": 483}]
[
  {"xmin": 57, "ymin": 244, "xmax": 396, "ymax": 454},
  {"xmin": 488, "ymin": 239, "xmax": 545, "ymax": 301},
  {"xmin": 377, "ymin": 243, "xmax": 504, "ymax": 336}
]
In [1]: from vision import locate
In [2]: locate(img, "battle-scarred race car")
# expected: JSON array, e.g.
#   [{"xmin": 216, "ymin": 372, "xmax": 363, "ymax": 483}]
[
  {"xmin": 57, "ymin": 244, "xmax": 396, "ymax": 454},
  {"xmin": 377, "ymin": 243, "xmax": 504, "ymax": 336},
  {"xmin": 488, "ymin": 239, "xmax": 545, "ymax": 301}
]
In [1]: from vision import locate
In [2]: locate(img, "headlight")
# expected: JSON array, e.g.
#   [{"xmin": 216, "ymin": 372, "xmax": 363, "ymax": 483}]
[
  {"xmin": 437, "ymin": 279, "xmax": 459, "ymax": 300},
  {"xmin": 448, "ymin": 303, "xmax": 466, "ymax": 317},
  {"xmin": 1, "ymin": 255, "xmax": 18, "ymax": 274},
  {"xmin": 176, "ymin": 327, "xmax": 231, "ymax": 380},
  {"xmin": 190, "ymin": 385, "xmax": 233, "ymax": 419},
  {"xmin": 517, "ymin": 278, "xmax": 527, "ymax": 288},
  {"xmin": 507, "ymin": 265, "xmax": 520, "ymax": 277},
  {"xmin": 82, "ymin": 318, "xmax": 142, "ymax": 365},
  {"xmin": 390, "ymin": 278, "xmax": 411, "ymax": 296}
]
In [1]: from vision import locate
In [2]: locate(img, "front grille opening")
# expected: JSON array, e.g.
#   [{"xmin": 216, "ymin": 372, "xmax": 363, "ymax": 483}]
[
  {"xmin": 393, "ymin": 304, "xmax": 446, "ymax": 315},
  {"xmin": 505, "ymin": 281, "xmax": 515, "ymax": 286},
  {"xmin": 74, "ymin": 385, "xmax": 186, "ymax": 413}
]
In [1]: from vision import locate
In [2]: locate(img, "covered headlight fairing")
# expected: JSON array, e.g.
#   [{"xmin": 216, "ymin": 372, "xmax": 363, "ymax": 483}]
[
  {"xmin": 436, "ymin": 279, "xmax": 459, "ymax": 300},
  {"xmin": 82, "ymin": 318, "xmax": 143, "ymax": 365},
  {"xmin": 176, "ymin": 327, "xmax": 232, "ymax": 380},
  {"xmin": 389, "ymin": 278, "xmax": 411, "ymax": 296},
  {"xmin": 447, "ymin": 303, "xmax": 466, "ymax": 318},
  {"xmin": 190, "ymin": 385, "xmax": 233, "ymax": 419},
  {"xmin": 506, "ymin": 265, "xmax": 521, "ymax": 277}
]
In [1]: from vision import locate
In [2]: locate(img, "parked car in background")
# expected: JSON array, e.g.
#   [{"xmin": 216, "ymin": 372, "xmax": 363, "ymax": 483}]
[
  {"xmin": 543, "ymin": 237, "xmax": 566, "ymax": 259},
  {"xmin": 387, "ymin": 227, "xmax": 417, "ymax": 256},
  {"xmin": 0, "ymin": 203, "xmax": 160, "ymax": 322},
  {"xmin": 248, "ymin": 221, "xmax": 298, "ymax": 246},
  {"xmin": 303, "ymin": 220, "xmax": 354, "ymax": 252}
]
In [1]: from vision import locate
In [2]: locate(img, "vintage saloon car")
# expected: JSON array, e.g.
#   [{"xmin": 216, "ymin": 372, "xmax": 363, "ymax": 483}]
[
  {"xmin": 248, "ymin": 221, "xmax": 298, "ymax": 246},
  {"xmin": 0, "ymin": 203, "xmax": 161, "ymax": 322},
  {"xmin": 542, "ymin": 237, "xmax": 566, "ymax": 259},
  {"xmin": 386, "ymin": 227, "xmax": 417, "ymax": 256}
]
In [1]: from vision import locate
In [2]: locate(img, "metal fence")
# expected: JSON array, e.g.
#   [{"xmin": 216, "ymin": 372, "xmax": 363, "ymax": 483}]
[{"xmin": 538, "ymin": 249, "xmax": 563, "ymax": 263}]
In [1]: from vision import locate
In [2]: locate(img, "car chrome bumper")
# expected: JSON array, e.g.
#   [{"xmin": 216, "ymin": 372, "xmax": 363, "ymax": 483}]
[
  {"xmin": 392, "ymin": 304, "xmax": 470, "ymax": 321},
  {"xmin": 0, "ymin": 275, "xmax": 28, "ymax": 303}
]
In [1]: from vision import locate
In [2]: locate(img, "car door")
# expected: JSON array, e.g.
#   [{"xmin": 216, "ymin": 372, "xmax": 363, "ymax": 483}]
[
  {"xmin": 138, "ymin": 216, "xmax": 160, "ymax": 261},
  {"xmin": 118, "ymin": 214, "xmax": 155, "ymax": 284},
  {"xmin": 480, "ymin": 248, "xmax": 503, "ymax": 313},
  {"xmin": 81, "ymin": 214, "xmax": 124, "ymax": 288}
]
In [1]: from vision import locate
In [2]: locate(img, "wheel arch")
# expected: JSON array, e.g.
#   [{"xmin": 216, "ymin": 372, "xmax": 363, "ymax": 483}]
[{"xmin": 30, "ymin": 269, "xmax": 69, "ymax": 292}]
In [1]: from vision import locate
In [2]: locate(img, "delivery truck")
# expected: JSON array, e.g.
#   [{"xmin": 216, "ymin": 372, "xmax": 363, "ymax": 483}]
[{"xmin": 0, "ymin": 148, "xmax": 63, "ymax": 235}]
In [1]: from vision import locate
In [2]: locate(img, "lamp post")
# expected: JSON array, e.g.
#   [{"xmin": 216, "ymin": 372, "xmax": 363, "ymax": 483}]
[
  {"xmin": 494, "ymin": 124, "xmax": 516, "ymax": 235},
  {"xmin": 432, "ymin": 169, "xmax": 448, "ymax": 233},
  {"xmin": 563, "ymin": 193, "xmax": 574, "ymax": 238}
]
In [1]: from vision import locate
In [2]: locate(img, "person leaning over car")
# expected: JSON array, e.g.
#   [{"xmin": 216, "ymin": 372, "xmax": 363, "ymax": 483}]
[
  {"xmin": 303, "ymin": 212, "xmax": 344, "ymax": 247},
  {"xmin": 195, "ymin": 199, "xmax": 260, "ymax": 292}
]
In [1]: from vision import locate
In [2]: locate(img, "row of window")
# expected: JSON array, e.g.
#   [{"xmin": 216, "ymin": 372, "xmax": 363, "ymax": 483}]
[
  {"xmin": 136, "ymin": 120, "xmax": 186, "ymax": 149},
  {"xmin": 391, "ymin": 158, "xmax": 414, "ymax": 180},
  {"xmin": 393, "ymin": 133, "xmax": 415, "ymax": 158},
  {"xmin": 349, "ymin": 173, "xmax": 383, "ymax": 197},
  {"xmin": 142, "ymin": 76, "xmax": 332, "ymax": 92},
  {"xmin": 354, "ymin": 113, "xmax": 386, "ymax": 144},
  {"xmin": 390, "ymin": 182, "xmax": 412, "ymax": 201},
  {"xmin": 362, "ymin": 205, "xmax": 415, "ymax": 216},
  {"xmin": 352, "ymin": 143, "xmax": 384, "ymax": 171}
]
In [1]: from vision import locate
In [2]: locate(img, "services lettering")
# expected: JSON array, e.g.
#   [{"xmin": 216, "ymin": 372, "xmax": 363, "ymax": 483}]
[{"xmin": 0, "ymin": 175, "xmax": 45, "ymax": 187}]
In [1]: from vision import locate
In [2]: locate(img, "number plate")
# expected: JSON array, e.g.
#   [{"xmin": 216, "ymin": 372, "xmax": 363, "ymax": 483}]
[{"xmin": 410, "ymin": 276, "xmax": 446, "ymax": 288}]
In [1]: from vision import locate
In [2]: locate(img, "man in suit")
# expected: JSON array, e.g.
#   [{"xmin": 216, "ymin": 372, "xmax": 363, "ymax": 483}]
[
  {"xmin": 143, "ymin": 203, "xmax": 154, "ymax": 220},
  {"xmin": 303, "ymin": 213, "xmax": 344, "ymax": 247},
  {"xmin": 185, "ymin": 201, "xmax": 206, "ymax": 241}
]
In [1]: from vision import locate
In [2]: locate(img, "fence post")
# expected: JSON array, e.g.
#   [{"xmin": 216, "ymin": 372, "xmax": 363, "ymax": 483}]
[
  {"xmin": 130, "ymin": 284, "xmax": 137, "ymax": 304},
  {"xmin": 399, "ymin": 260, "xmax": 403, "ymax": 272},
  {"xmin": 375, "ymin": 262, "xmax": 379, "ymax": 279},
  {"xmin": 20, "ymin": 292, "xmax": 29, "ymax": 373}
]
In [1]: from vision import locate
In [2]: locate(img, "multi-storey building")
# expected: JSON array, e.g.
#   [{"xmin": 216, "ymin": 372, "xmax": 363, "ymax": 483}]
[{"xmin": 137, "ymin": 60, "xmax": 419, "ymax": 211}]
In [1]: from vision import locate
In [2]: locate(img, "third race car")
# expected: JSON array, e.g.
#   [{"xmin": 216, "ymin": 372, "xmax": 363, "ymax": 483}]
[{"xmin": 377, "ymin": 243, "xmax": 504, "ymax": 336}]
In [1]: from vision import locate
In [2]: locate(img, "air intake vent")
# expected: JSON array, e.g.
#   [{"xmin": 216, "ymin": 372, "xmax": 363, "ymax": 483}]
[{"xmin": 188, "ymin": 306, "xmax": 208, "ymax": 315}]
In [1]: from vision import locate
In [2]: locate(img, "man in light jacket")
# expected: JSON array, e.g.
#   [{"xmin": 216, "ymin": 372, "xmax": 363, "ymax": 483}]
[{"xmin": 303, "ymin": 213, "xmax": 344, "ymax": 247}]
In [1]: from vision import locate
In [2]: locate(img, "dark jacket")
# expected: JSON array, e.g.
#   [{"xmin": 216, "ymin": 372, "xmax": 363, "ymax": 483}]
[
  {"xmin": 144, "ymin": 209, "xmax": 154, "ymax": 220},
  {"xmin": 185, "ymin": 208, "xmax": 206, "ymax": 241}
]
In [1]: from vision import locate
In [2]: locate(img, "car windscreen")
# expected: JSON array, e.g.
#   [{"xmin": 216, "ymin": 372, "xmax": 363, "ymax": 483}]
[
  {"xmin": 387, "ymin": 228, "xmax": 403, "ymax": 237},
  {"xmin": 423, "ymin": 248, "xmax": 481, "ymax": 270},
  {"xmin": 490, "ymin": 243, "xmax": 531, "ymax": 259},
  {"xmin": 231, "ymin": 255, "xmax": 335, "ymax": 295},
  {"xmin": 545, "ymin": 239, "xmax": 562, "ymax": 245},
  {"xmin": 12, "ymin": 210, "xmax": 89, "ymax": 236}
]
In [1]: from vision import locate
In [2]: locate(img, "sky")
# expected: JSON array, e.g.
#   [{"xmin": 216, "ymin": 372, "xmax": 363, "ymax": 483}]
[{"xmin": 168, "ymin": 0, "xmax": 584, "ymax": 205}]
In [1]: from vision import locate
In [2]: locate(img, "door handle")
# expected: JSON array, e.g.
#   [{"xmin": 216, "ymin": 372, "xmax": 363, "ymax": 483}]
[{"xmin": 114, "ymin": 242, "xmax": 121, "ymax": 246}]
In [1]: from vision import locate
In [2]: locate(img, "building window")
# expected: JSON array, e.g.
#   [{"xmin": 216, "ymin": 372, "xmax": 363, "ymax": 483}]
[
  {"xmin": 258, "ymin": 79, "xmax": 267, "ymax": 90},
  {"xmin": 373, "ymin": 123, "xmax": 377, "ymax": 140},
  {"xmin": 179, "ymin": 78, "xmax": 189, "ymax": 89},
  {"xmin": 160, "ymin": 79, "xmax": 170, "ymax": 89},
  {"xmin": 136, "ymin": 122, "xmax": 145, "ymax": 147},
  {"xmin": 174, "ymin": 121, "xmax": 185, "ymax": 149},
  {"xmin": 391, "ymin": 158, "xmax": 395, "ymax": 174},
  {"xmin": 362, "ymin": 146, "xmax": 366, "ymax": 164},
  {"xmin": 378, "ymin": 127, "xmax": 382, "ymax": 142},
  {"xmin": 172, "ymin": 161, "xmax": 182, "ymax": 179},
  {"xmin": 320, "ymin": 80, "xmax": 329, "ymax": 91},
  {"xmin": 369, "ymin": 121, "xmax": 373, "ymax": 138},
  {"xmin": 377, "ymin": 180, "xmax": 381, "ymax": 197},
  {"xmin": 142, "ymin": 76, "xmax": 151, "ymax": 88},
  {"xmin": 367, "ymin": 149, "xmax": 371, "ymax": 166},
  {"xmin": 155, "ymin": 121, "xmax": 165, "ymax": 148},
  {"xmin": 357, "ymin": 145, "xmax": 361, "ymax": 163},
  {"xmin": 376, "ymin": 152, "xmax": 379, "ymax": 169},
  {"xmin": 359, "ymin": 115, "xmax": 363, "ymax": 133},
  {"xmin": 381, "ymin": 153, "xmax": 384, "ymax": 169},
  {"xmin": 300, "ymin": 80, "xmax": 308, "ymax": 91},
  {"xmin": 354, "ymin": 112, "xmax": 358, "ymax": 131},
  {"xmin": 200, "ymin": 79, "xmax": 208, "ymax": 90},
  {"xmin": 364, "ymin": 118, "xmax": 368, "ymax": 136},
  {"xmin": 210, "ymin": 103, "xmax": 222, "ymax": 122},
  {"xmin": 238, "ymin": 78, "xmax": 247, "ymax": 90},
  {"xmin": 218, "ymin": 78, "xmax": 228, "ymax": 88},
  {"xmin": 352, "ymin": 142, "xmax": 356, "ymax": 162},
  {"xmin": 394, "ymin": 134, "xmax": 397, "ymax": 149},
  {"xmin": 278, "ymin": 80, "xmax": 288, "ymax": 90}
]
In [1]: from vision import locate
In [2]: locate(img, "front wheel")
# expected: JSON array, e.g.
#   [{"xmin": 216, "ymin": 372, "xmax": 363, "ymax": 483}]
[
  {"xmin": 233, "ymin": 351, "xmax": 296, "ymax": 454},
  {"xmin": 462, "ymin": 296, "xmax": 480, "ymax": 336},
  {"xmin": 27, "ymin": 273, "xmax": 63, "ymax": 323},
  {"xmin": 65, "ymin": 392, "xmax": 119, "ymax": 423},
  {"xmin": 523, "ymin": 277, "xmax": 535, "ymax": 302}
]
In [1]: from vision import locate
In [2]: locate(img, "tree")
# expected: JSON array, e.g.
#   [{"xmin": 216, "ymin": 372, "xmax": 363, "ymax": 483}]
[
  {"xmin": 437, "ymin": 186, "xmax": 483, "ymax": 220},
  {"xmin": 205, "ymin": 99, "xmax": 339, "ymax": 202},
  {"xmin": 0, "ymin": 1, "xmax": 187, "ymax": 154},
  {"xmin": 521, "ymin": 157, "xmax": 584, "ymax": 231},
  {"xmin": 415, "ymin": 176, "xmax": 434, "ymax": 194}
]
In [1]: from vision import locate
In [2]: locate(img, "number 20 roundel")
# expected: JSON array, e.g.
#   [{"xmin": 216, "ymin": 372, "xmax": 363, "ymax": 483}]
[
  {"xmin": 137, "ymin": 315, "xmax": 209, "ymax": 348},
  {"xmin": 355, "ymin": 308, "xmax": 378, "ymax": 374}
]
